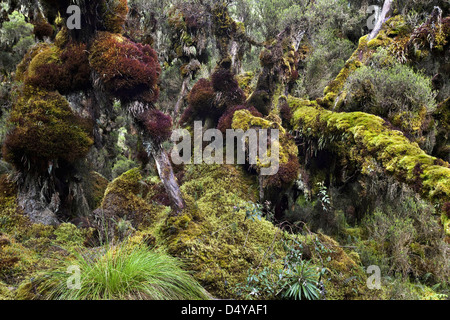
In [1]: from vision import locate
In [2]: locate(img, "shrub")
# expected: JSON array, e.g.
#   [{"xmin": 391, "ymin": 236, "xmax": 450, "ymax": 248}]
[
  {"xmin": 303, "ymin": 29, "xmax": 355, "ymax": 100},
  {"xmin": 38, "ymin": 243, "xmax": 211, "ymax": 300},
  {"xmin": 342, "ymin": 48, "xmax": 437, "ymax": 137},
  {"xmin": 360, "ymin": 197, "xmax": 449, "ymax": 282},
  {"xmin": 89, "ymin": 32, "xmax": 161, "ymax": 103}
]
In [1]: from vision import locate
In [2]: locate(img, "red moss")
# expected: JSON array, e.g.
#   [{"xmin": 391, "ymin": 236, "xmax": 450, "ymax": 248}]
[
  {"xmin": 443, "ymin": 202, "xmax": 450, "ymax": 219},
  {"xmin": 290, "ymin": 69, "xmax": 299, "ymax": 82},
  {"xmin": 33, "ymin": 19, "xmax": 54, "ymax": 40},
  {"xmin": 137, "ymin": 109, "xmax": 173, "ymax": 144},
  {"xmin": 279, "ymin": 102, "xmax": 293, "ymax": 124},
  {"xmin": 211, "ymin": 68, "xmax": 239, "ymax": 92},
  {"xmin": 90, "ymin": 32, "xmax": 161, "ymax": 103},
  {"xmin": 179, "ymin": 106, "xmax": 195, "ymax": 126},
  {"xmin": 187, "ymin": 78, "xmax": 215, "ymax": 112},
  {"xmin": 59, "ymin": 42, "xmax": 91, "ymax": 91},
  {"xmin": 24, "ymin": 42, "xmax": 91, "ymax": 93},
  {"xmin": 25, "ymin": 62, "xmax": 68, "ymax": 92},
  {"xmin": 265, "ymin": 155, "xmax": 300, "ymax": 189}
]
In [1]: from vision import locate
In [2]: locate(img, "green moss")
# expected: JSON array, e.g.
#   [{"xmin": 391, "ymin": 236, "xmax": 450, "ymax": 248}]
[
  {"xmin": 3, "ymin": 87, "xmax": 93, "ymax": 172},
  {"xmin": 0, "ymin": 281, "xmax": 14, "ymax": 300},
  {"xmin": 160, "ymin": 164, "xmax": 288, "ymax": 298},
  {"xmin": 289, "ymin": 95, "xmax": 450, "ymax": 234},
  {"xmin": 97, "ymin": 169, "xmax": 166, "ymax": 240},
  {"xmin": 53, "ymin": 223, "xmax": 88, "ymax": 249},
  {"xmin": 231, "ymin": 109, "xmax": 297, "ymax": 167}
]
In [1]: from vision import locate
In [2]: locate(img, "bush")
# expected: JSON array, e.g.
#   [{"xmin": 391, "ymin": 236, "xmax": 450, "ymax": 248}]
[
  {"xmin": 359, "ymin": 197, "xmax": 449, "ymax": 283},
  {"xmin": 38, "ymin": 243, "xmax": 211, "ymax": 300},
  {"xmin": 342, "ymin": 48, "xmax": 437, "ymax": 137}
]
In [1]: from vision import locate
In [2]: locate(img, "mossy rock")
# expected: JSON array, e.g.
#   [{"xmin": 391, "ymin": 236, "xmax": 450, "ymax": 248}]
[{"xmin": 94, "ymin": 168, "xmax": 165, "ymax": 241}]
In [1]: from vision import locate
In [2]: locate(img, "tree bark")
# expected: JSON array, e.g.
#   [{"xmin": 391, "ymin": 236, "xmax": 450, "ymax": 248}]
[
  {"xmin": 173, "ymin": 75, "xmax": 191, "ymax": 117},
  {"xmin": 368, "ymin": 0, "xmax": 393, "ymax": 41},
  {"xmin": 146, "ymin": 139, "xmax": 186, "ymax": 213}
]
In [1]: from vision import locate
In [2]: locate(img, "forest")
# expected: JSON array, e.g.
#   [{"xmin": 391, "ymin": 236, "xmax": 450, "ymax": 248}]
[{"xmin": 0, "ymin": 0, "xmax": 449, "ymax": 301}]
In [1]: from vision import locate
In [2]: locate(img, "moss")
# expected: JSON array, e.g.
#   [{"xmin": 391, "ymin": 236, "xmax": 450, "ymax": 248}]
[
  {"xmin": 0, "ymin": 281, "xmax": 14, "ymax": 300},
  {"xmin": 101, "ymin": 0, "xmax": 129, "ymax": 34},
  {"xmin": 53, "ymin": 223, "xmax": 88, "ymax": 249},
  {"xmin": 86, "ymin": 171, "xmax": 109, "ymax": 210},
  {"xmin": 89, "ymin": 31, "xmax": 161, "ymax": 103},
  {"xmin": 236, "ymin": 72, "xmax": 255, "ymax": 96},
  {"xmin": 289, "ymin": 95, "xmax": 450, "ymax": 233},
  {"xmin": 161, "ymin": 164, "xmax": 288, "ymax": 298},
  {"xmin": 232, "ymin": 110, "xmax": 297, "ymax": 163},
  {"xmin": 2, "ymin": 87, "xmax": 93, "ymax": 173},
  {"xmin": 0, "ymin": 233, "xmax": 39, "ymax": 285},
  {"xmin": 95, "ymin": 168, "xmax": 164, "ymax": 241},
  {"xmin": 54, "ymin": 27, "xmax": 69, "ymax": 48}
]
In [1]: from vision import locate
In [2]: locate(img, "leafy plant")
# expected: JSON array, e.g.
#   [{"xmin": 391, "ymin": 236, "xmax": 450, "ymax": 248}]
[
  {"xmin": 281, "ymin": 259, "xmax": 321, "ymax": 300},
  {"xmin": 235, "ymin": 238, "xmax": 323, "ymax": 300}
]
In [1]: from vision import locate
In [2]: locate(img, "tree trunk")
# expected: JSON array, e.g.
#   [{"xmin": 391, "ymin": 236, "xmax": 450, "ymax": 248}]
[
  {"xmin": 173, "ymin": 75, "xmax": 191, "ymax": 117},
  {"xmin": 146, "ymin": 139, "xmax": 185, "ymax": 213},
  {"xmin": 368, "ymin": 0, "xmax": 393, "ymax": 41}
]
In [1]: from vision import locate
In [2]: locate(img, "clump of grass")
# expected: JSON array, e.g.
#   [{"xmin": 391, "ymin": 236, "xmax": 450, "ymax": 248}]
[{"xmin": 39, "ymin": 244, "xmax": 211, "ymax": 300}]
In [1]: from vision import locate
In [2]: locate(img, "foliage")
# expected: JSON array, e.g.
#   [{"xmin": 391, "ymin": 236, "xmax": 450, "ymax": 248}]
[
  {"xmin": 0, "ymin": 11, "xmax": 35, "ymax": 73},
  {"xmin": 236, "ymin": 238, "xmax": 322, "ymax": 300},
  {"xmin": 359, "ymin": 197, "xmax": 449, "ymax": 283},
  {"xmin": 342, "ymin": 48, "xmax": 437, "ymax": 138},
  {"xmin": 302, "ymin": 29, "xmax": 355, "ymax": 99},
  {"xmin": 111, "ymin": 156, "xmax": 139, "ymax": 179},
  {"xmin": 38, "ymin": 243, "xmax": 210, "ymax": 300}
]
